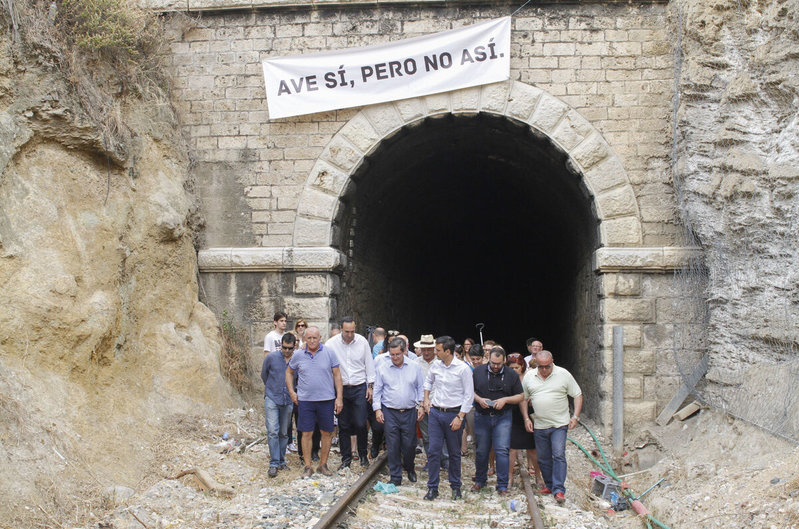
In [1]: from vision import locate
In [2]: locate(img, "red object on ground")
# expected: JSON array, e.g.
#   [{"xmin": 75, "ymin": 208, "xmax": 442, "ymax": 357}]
[{"xmin": 630, "ymin": 499, "xmax": 649, "ymax": 515}]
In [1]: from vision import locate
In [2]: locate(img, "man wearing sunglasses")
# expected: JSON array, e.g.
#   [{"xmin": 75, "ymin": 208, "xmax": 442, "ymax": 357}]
[
  {"xmin": 261, "ymin": 333, "xmax": 297, "ymax": 477},
  {"xmin": 520, "ymin": 350, "xmax": 583, "ymax": 504}
]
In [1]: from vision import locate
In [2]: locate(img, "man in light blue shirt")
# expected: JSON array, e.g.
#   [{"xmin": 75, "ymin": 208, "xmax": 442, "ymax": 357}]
[
  {"xmin": 371, "ymin": 327, "xmax": 386, "ymax": 358},
  {"xmin": 373, "ymin": 337, "xmax": 425, "ymax": 486}
]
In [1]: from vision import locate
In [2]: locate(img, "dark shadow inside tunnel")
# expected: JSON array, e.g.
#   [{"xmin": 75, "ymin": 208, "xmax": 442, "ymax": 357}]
[{"xmin": 333, "ymin": 113, "xmax": 601, "ymax": 373}]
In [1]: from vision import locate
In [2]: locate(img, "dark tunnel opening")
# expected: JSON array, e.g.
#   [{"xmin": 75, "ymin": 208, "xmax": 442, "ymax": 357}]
[{"xmin": 335, "ymin": 113, "xmax": 601, "ymax": 372}]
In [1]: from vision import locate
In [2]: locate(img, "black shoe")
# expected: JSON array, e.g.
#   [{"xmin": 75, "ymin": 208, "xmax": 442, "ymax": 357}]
[
  {"xmin": 311, "ymin": 451, "xmax": 320, "ymax": 462},
  {"xmin": 370, "ymin": 447, "xmax": 379, "ymax": 459},
  {"xmin": 424, "ymin": 488, "xmax": 438, "ymax": 501},
  {"xmin": 359, "ymin": 456, "xmax": 369, "ymax": 468},
  {"xmin": 338, "ymin": 461, "xmax": 351, "ymax": 471},
  {"xmin": 389, "ymin": 479, "xmax": 401, "ymax": 486},
  {"xmin": 451, "ymin": 487, "xmax": 462, "ymax": 500},
  {"xmin": 407, "ymin": 470, "xmax": 417, "ymax": 483},
  {"xmin": 268, "ymin": 466, "xmax": 278, "ymax": 478}
]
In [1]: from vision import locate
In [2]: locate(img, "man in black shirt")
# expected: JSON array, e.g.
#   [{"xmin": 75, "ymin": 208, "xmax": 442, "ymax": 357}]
[{"xmin": 472, "ymin": 346, "xmax": 524, "ymax": 495}]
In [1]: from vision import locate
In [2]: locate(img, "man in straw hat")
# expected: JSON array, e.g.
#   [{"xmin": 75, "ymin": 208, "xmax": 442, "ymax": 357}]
[{"xmin": 414, "ymin": 334, "xmax": 446, "ymax": 469}]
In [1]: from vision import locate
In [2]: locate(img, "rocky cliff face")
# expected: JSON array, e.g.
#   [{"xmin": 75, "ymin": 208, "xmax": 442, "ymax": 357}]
[
  {"xmin": 0, "ymin": 24, "xmax": 236, "ymax": 523},
  {"xmin": 674, "ymin": 0, "xmax": 799, "ymax": 436}
]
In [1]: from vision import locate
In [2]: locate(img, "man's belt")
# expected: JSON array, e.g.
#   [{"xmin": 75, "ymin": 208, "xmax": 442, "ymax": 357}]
[
  {"xmin": 478, "ymin": 409, "xmax": 508, "ymax": 417},
  {"xmin": 384, "ymin": 407, "xmax": 415, "ymax": 413},
  {"xmin": 433, "ymin": 406, "xmax": 461, "ymax": 413},
  {"xmin": 343, "ymin": 382, "xmax": 366, "ymax": 387}
]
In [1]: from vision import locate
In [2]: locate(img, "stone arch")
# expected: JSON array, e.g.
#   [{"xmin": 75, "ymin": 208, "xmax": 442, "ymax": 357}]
[{"xmin": 293, "ymin": 79, "xmax": 643, "ymax": 248}]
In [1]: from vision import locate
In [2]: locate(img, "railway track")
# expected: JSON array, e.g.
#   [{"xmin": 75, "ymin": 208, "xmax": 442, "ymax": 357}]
[{"xmin": 312, "ymin": 452, "xmax": 546, "ymax": 529}]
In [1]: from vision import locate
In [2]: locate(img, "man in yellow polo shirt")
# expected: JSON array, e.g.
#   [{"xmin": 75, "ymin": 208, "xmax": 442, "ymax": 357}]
[{"xmin": 520, "ymin": 350, "xmax": 583, "ymax": 504}]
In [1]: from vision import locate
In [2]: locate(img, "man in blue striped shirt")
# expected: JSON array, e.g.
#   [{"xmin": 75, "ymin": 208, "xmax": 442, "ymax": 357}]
[{"xmin": 373, "ymin": 337, "xmax": 425, "ymax": 486}]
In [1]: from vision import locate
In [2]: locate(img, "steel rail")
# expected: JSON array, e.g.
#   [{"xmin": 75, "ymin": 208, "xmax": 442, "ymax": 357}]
[
  {"xmin": 519, "ymin": 464, "xmax": 546, "ymax": 529},
  {"xmin": 312, "ymin": 452, "xmax": 388, "ymax": 529}
]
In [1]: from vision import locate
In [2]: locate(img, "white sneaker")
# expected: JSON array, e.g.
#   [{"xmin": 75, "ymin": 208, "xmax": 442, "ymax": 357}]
[{"xmin": 287, "ymin": 442, "xmax": 298, "ymax": 452}]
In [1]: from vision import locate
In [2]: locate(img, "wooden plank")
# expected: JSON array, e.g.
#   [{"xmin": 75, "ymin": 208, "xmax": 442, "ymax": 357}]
[
  {"xmin": 673, "ymin": 401, "xmax": 702, "ymax": 422},
  {"xmin": 656, "ymin": 353, "xmax": 709, "ymax": 426}
]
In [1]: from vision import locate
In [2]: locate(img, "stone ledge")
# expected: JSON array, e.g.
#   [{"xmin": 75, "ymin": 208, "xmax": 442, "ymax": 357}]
[
  {"xmin": 142, "ymin": 0, "xmax": 668, "ymax": 13},
  {"xmin": 198, "ymin": 246, "xmax": 346, "ymax": 272},
  {"xmin": 595, "ymin": 246, "xmax": 703, "ymax": 272}
]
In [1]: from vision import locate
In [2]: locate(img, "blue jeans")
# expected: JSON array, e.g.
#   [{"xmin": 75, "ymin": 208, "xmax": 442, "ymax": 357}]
[
  {"xmin": 474, "ymin": 411, "xmax": 512, "ymax": 490},
  {"xmin": 265, "ymin": 396, "xmax": 293, "ymax": 468},
  {"xmin": 426, "ymin": 408, "xmax": 463, "ymax": 490},
  {"xmin": 534, "ymin": 425, "xmax": 568, "ymax": 494},
  {"xmin": 383, "ymin": 407, "xmax": 417, "ymax": 483}
]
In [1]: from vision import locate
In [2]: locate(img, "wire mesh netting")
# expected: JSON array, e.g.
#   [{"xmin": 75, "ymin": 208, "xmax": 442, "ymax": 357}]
[{"xmin": 670, "ymin": 0, "xmax": 799, "ymax": 444}]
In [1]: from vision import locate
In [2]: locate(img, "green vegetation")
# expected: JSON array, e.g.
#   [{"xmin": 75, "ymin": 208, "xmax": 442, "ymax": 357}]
[
  {"xmin": 220, "ymin": 310, "xmax": 252, "ymax": 394},
  {"xmin": 57, "ymin": 0, "xmax": 159, "ymax": 59}
]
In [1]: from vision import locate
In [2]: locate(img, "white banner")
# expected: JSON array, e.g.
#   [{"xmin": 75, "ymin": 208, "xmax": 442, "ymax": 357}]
[{"xmin": 262, "ymin": 17, "xmax": 511, "ymax": 120}]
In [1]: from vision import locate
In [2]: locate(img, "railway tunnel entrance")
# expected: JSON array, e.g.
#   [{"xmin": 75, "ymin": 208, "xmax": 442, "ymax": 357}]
[{"xmin": 335, "ymin": 113, "xmax": 601, "ymax": 371}]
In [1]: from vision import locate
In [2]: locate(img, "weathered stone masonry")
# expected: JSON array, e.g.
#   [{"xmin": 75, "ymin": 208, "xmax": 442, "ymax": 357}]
[{"xmin": 150, "ymin": 0, "xmax": 707, "ymax": 432}]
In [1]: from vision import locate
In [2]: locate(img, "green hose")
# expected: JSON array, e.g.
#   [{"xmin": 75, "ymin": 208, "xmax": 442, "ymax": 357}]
[
  {"xmin": 647, "ymin": 515, "xmax": 671, "ymax": 529},
  {"xmin": 566, "ymin": 436, "xmax": 612, "ymax": 475},
  {"xmin": 578, "ymin": 420, "xmax": 617, "ymax": 480},
  {"xmin": 568, "ymin": 423, "xmax": 674, "ymax": 529}
]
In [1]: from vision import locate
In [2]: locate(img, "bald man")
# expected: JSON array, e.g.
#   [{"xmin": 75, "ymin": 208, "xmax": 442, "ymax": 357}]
[{"xmin": 520, "ymin": 350, "xmax": 582, "ymax": 504}]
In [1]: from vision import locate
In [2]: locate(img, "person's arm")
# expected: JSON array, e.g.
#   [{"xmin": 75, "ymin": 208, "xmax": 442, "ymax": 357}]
[
  {"xmin": 452, "ymin": 365, "xmax": 474, "ymax": 430},
  {"xmin": 364, "ymin": 340, "xmax": 376, "ymax": 398},
  {"xmin": 494, "ymin": 373, "xmax": 524, "ymax": 410},
  {"xmin": 373, "ymin": 368, "xmax": 384, "ymax": 423},
  {"xmin": 261, "ymin": 356, "xmax": 269, "ymax": 386},
  {"xmin": 521, "ymin": 379, "xmax": 533, "ymax": 433},
  {"xmin": 332, "ymin": 366, "xmax": 344, "ymax": 414},
  {"xmin": 473, "ymin": 367, "xmax": 491, "ymax": 408},
  {"xmin": 569, "ymin": 394, "xmax": 583, "ymax": 429},
  {"xmin": 286, "ymin": 365, "xmax": 298, "ymax": 405},
  {"xmin": 372, "ymin": 367, "xmax": 383, "ymax": 411},
  {"xmin": 494, "ymin": 392, "xmax": 524, "ymax": 409},
  {"xmin": 422, "ymin": 368, "xmax": 433, "ymax": 413}
]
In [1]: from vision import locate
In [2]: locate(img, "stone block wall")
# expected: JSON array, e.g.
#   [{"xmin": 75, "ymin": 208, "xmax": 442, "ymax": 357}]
[
  {"xmin": 165, "ymin": 1, "xmax": 682, "ymax": 252},
  {"xmin": 155, "ymin": 0, "xmax": 713, "ymax": 432}
]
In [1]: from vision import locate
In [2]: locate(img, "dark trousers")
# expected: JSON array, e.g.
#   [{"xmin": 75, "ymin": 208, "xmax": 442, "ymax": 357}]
[
  {"xmin": 294, "ymin": 403, "xmax": 320, "ymax": 457},
  {"xmin": 368, "ymin": 407, "xmax": 385, "ymax": 456},
  {"xmin": 337, "ymin": 383, "xmax": 368, "ymax": 463},
  {"xmin": 383, "ymin": 407, "xmax": 417, "ymax": 483},
  {"xmin": 426, "ymin": 408, "xmax": 463, "ymax": 490}
]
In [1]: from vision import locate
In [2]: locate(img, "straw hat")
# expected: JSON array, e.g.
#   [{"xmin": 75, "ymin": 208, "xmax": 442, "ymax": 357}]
[{"xmin": 413, "ymin": 334, "xmax": 436, "ymax": 349}]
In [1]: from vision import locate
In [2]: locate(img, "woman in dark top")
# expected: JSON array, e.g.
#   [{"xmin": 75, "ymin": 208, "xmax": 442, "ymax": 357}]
[{"xmin": 507, "ymin": 353, "xmax": 544, "ymax": 489}]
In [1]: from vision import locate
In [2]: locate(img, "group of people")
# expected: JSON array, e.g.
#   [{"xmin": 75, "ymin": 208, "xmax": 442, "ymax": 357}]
[{"xmin": 261, "ymin": 314, "xmax": 583, "ymax": 504}]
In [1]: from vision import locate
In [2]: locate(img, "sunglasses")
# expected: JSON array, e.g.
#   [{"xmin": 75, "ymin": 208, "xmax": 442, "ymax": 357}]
[
  {"xmin": 296, "ymin": 323, "xmax": 307, "ymax": 327},
  {"xmin": 537, "ymin": 363, "xmax": 553, "ymax": 370}
]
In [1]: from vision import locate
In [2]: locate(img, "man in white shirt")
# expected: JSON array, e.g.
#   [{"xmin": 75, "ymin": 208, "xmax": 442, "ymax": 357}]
[
  {"xmin": 523, "ymin": 337, "xmax": 543, "ymax": 368},
  {"xmin": 263, "ymin": 311, "xmax": 287, "ymax": 354},
  {"xmin": 325, "ymin": 317, "xmax": 375, "ymax": 470},
  {"xmin": 414, "ymin": 334, "xmax": 447, "ymax": 469},
  {"xmin": 421, "ymin": 335, "xmax": 474, "ymax": 501}
]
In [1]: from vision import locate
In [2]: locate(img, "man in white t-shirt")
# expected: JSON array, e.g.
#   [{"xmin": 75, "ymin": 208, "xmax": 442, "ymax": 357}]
[{"xmin": 264, "ymin": 311, "xmax": 288, "ymax": 355}]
